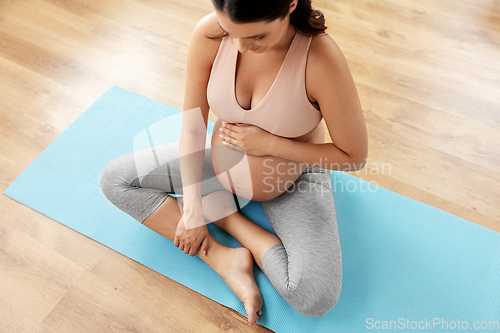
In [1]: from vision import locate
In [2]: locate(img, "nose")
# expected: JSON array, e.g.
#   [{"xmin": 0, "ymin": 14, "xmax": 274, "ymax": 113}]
[{"xmin": 236, "ymin": 38, "xmax": 252, "ymax": 53}]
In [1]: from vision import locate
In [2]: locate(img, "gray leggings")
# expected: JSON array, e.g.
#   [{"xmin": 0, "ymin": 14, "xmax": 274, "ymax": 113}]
[{"xmin": 100, "ymin": 140, "xmax": 342, "ymax": 317}]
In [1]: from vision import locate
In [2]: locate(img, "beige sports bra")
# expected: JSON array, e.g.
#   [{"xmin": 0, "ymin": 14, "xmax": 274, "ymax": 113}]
[{"xmin": 207, "ymin": 32, "xmax": 322, "ymax": 141}]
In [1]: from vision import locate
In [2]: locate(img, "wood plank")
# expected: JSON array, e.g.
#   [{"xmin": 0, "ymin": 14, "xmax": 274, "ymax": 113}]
[
  {"xmin": 358, "ymin": 83, "xmax": 500, "ymax": 173},
  {"xmin": 0, "ymin": 219, "xmax": 84, "ymax": 323},
  {"xmin": 1, "ymin": 195, "xmax": 108, "ymax": 271},
  {"xmin": 364, "ymin": 113, "xmax": 500, "ymax": 221},
  {"xmin": 319, "ymin": 2, "xmax": 500, "ymax": 126},
  {"xmin": 0, "ymin": 298, "xmax": 46, "ymax": 333},
  {"xmin": 349, "ymin": 166, "xmax": 500, "ymax": 233}
]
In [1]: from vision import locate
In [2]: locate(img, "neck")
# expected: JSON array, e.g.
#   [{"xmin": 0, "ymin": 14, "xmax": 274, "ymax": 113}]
[{"xmin": 269, "ymin": 21, "xmax": 297, "ymax": 53}]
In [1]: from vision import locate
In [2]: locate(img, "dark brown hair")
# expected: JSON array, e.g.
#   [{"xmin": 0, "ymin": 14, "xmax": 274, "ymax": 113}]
[{"xmin": 207, "ymin": 0, "xmax": 326, "ymax": 39}]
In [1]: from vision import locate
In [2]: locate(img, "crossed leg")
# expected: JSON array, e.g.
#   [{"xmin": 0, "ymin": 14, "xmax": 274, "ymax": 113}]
[
  {"xmin": 201, "ymin": 169, "xmax": 343, "ymax": 318},
  {"xmin": 142, "ymin": 191, "xmax": 275, "ymax": 326},
  {"xmin": 189, "ymin": 190, "xmax": 283, "ymax": 271},
  {"xmin": 100, "ymin": 142, "xmax": 341, "ymax": 323}
]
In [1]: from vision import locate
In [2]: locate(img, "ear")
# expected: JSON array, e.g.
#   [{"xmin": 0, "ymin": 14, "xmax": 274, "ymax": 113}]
[{"xmin": 289, "ymin": 0, "xmax": 299, "ymax": 15}]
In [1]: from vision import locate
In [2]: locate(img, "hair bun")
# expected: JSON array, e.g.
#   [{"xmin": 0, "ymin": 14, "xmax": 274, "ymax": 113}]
[{"xmin": 309, "ymin": 9, "xmax": 326, "ymax": 30}]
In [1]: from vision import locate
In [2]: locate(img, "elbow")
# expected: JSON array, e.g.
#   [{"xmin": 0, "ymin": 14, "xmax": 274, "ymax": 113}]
[
  {"xmin": 328, "ymin": 142, "xmax": 368, "ymax": 171},
  {"xmin": 351, "ymin": 158, "xmax": 367, "ymax": 171},
  {"xmin": 181, "ymin": 106, "xmax": 208, "ymax": 136},
  {"xmin": 350, "ymin": 139, "xmax": 368, "ymax": 171},
  {"xmin": 347, "ymin": 150, "xmax": 368, "ymax": 172}
]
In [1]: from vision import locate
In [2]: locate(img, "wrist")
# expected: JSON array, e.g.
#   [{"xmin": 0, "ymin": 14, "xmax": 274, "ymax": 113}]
[
  {"xmin": 268, "ymin": 134, "xmax": 282, "ymax": 156},
  {"xmin": 182, "ymin": 200, "xmax": 203, "ymax": 216},
  {"xmin": 183, "ymin": 204, "xmax": 202, "ymax": 215}
]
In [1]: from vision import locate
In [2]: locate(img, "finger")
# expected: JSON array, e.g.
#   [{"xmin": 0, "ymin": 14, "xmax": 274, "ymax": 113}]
[
  {"xmin": 220, "ymin": 126, "xmax": 237, "ymax": 139},
  {"xmin": 222, "ymin": 138, "xmax": 239, "ymax": 149},
  {"xmin": 184, "ymin": 246, "xmax": 191, "ymax": 254},
  {"xmin": 174, "ymin": 235, "xmax": 179, "ymax": 248},
  {"xmin": 219, "ymin": 133, "xmax": 233, "ymax": 145},
  {"xmin": 223, "ymin": 141, "xmax": 245, "ymax": 153},
  {"xmin": 220, "ymin": 125, "xmax": 229, "ymax": 136},
  {"xmin": 222, "ymin": 140, "xmax": 234, "ymax": 149},
  {"xmin": 223, "ymin": 123, "xmax": 240, "ymax": 134},
  {"xmin": 179, "ymin": 243, "xmax": 184, "ymax": 251},
  {"xmin": 223, "ymin": 141, "xmax": 238, "ymax": 151},
  {"xmin": 200, "ymin": 237, "xmax": 208, "ymax": 256},
  {"xmin": 223, "ymin": 135, "xmax": 236, "ymax": 145},
  {"xmin": 224, "ymin": 136, "xmax": 245, "ymax": 151},
  {"xmin": 189, "ymin": 245, "xmax": 198, "ymax": 257}
]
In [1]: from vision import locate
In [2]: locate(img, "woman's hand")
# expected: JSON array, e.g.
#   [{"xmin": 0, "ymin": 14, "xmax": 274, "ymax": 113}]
[
  {"xmin": 174, "ymin": 213, "xmax": 209, "ymax": 257},
  {"xmin": 219, "ymin": 122, "xmax": 277, "ymax": 156}
]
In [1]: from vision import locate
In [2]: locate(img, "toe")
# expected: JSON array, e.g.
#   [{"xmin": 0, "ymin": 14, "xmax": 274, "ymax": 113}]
[{"xmin": 245, "ymin": 305, "xmax": 258, "ymax": 326}]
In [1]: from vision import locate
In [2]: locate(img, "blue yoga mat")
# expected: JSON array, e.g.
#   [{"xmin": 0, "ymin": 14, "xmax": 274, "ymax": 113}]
[{"xmin": 4, "ymin": 86, "xmax": 500, "ymax": 332}]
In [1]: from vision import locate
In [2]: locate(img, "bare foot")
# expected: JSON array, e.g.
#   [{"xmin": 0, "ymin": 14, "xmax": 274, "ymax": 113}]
[{"xmin": 215, "ymin": 247, "xmax": 263, "ymax": 326}]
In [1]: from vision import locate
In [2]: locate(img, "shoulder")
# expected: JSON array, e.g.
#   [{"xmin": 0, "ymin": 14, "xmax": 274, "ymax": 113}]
[
  {"xmin": 306, "ymin": 33, "xmax": 353, "ymax": 102},
  {"xmin": 305, "ymin": 34, "xmax": 367, "ymax": 164},
  {"xmin": 192, "ymin": 11, "xmax": 224, "ymax": 42},
  {"xmin": 308, "ymin": 33, "xmax": 347, "ymax": 73},
  {"xmin": 187, "ymin": 12, "xmax": 225, "ymax": 68}
]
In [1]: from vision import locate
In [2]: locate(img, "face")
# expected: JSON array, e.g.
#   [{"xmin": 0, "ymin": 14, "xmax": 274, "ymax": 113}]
[{"xmin": 214, "ymin": 9, "xmax": 292, "ymax": 54}]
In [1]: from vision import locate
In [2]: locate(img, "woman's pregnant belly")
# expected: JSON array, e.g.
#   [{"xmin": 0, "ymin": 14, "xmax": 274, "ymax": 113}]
[{"xmin": 210, "ymin": 118, "xmax": 323, "ymax": 201}]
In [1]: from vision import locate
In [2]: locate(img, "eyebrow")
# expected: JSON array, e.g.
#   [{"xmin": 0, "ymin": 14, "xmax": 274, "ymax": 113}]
[{"xmin": 218, "ymin": 22, "xmax": 266, "ymax": 39}]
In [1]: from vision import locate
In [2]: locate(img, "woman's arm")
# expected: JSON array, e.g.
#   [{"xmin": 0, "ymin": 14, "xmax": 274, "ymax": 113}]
[
  {"xmin": 267, "ymin": 138, "xmax": 365, "ymax": 171},
  {"xmin": 297, "ymin": 34, "xmax": 368, "ymax": 171},
  {"xmin": 270, "ymin": 34, "xmax": 367, "ymax": 171},
  {"xmin": 175, "ymin": 13, "xmax": 221, "ymax": 256}
]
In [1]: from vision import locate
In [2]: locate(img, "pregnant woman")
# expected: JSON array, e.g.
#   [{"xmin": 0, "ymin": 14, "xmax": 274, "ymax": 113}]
[{"xmin": 100, "ymin": 0, "xmax": 368, "ymax": 326}]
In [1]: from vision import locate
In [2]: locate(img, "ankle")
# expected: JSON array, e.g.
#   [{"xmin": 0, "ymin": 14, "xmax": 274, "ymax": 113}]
[
  {"xmin": 198, "ymin": 235, "xmax": 225, "ymax": 267},
  {"xmin": 212, "ymin": 216, "xmax": 229, "ymax": 230}
]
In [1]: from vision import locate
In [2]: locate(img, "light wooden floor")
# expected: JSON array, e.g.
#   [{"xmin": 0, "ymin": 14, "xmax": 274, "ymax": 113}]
[{"xmin": 1, "ymin": 0, "xmax": 499, "ymax": 332}]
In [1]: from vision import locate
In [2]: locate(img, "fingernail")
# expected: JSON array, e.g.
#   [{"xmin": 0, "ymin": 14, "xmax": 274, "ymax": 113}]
[
  {"xmin": 222, "ymin": 122, "xmax": 226, "ymax": 127},
  {"xmin": 203, "ymin": 250, "xmax": 206, "ymax": 256},
  {"xmin": 223, "ymin": 141, "xmax": 227, "ymax": 145},
  {"xmin": 219, "ymin": 134, "xmax": 223, "ymax": 138},
  {"xmin": 219, "ymin": 127, "xmax": 223, "ymax": 131}
]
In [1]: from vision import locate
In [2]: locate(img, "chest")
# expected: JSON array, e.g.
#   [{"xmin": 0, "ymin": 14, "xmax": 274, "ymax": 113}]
[
  {"xmin": 234, "ymin": 52, "xmax": 318, "ymax": 111},
  {"xmin": 234, "ymin": 52, "xmax": 283, "ymax": 110}
]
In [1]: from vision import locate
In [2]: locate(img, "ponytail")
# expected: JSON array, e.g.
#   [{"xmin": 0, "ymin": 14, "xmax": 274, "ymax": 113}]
[{"xmin": 290, "ymin": 0, "xmax": 327, "ymax": 35}]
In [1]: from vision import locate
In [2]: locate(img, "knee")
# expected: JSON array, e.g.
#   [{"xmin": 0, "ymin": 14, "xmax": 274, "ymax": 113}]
[
  {"xmin": 99, "ymin": 160, "xmax": 129, "ymax": 200},
  {"xmin": 289, "ymin": 277, "xmax": 342, "ymax": 317},
  {"xmin": 201, "ymin": 190, "xmax": 238, "ymax": 222},
  {"xmin": 99, "ymin": 162, "xmax": 114, "ymax": 198}
]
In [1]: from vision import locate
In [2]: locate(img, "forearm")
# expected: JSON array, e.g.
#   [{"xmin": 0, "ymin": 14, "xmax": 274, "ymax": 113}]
[
  {"xmin": 269, "ymin": 136, "xmax": 366, "ymax": 171},
  {"xmin": 179, "ymin": 107, "xmax": 207, "ymax": 215}
]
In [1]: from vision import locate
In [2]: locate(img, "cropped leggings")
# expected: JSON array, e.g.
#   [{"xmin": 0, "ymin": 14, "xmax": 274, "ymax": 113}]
[{"xmin": 99, "ymin": 138, "xmax": 342, "ymax": 317}]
